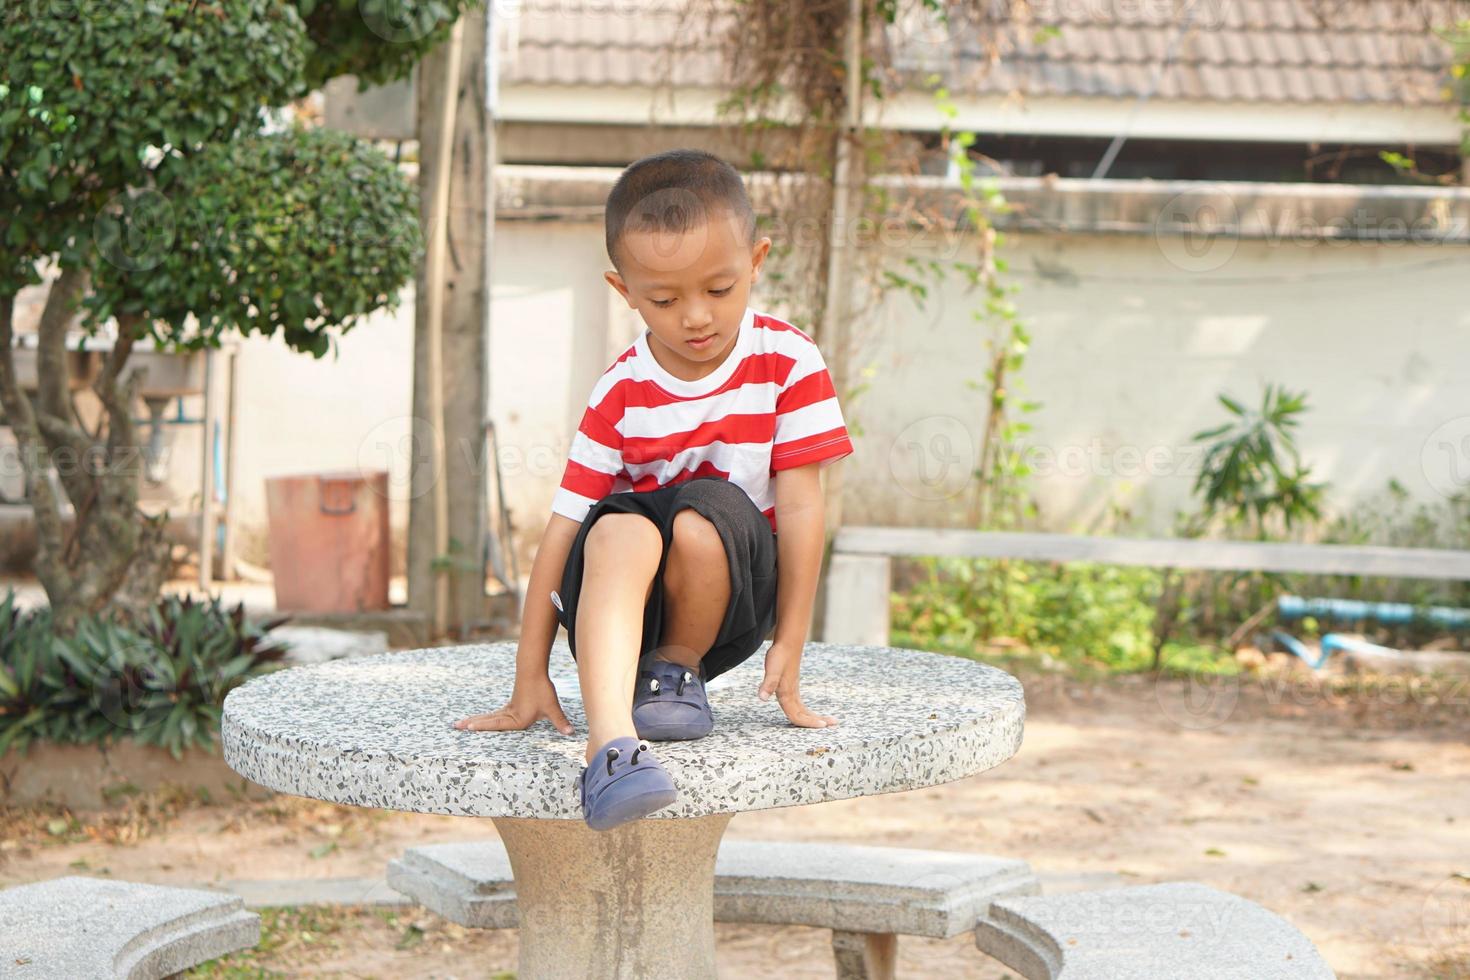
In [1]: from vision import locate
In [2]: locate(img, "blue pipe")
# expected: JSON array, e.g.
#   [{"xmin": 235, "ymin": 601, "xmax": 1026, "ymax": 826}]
[
  {"xmin": 1278, "ymin": 594, "xmax": 1470, "ymax": 629},
  {"xmin": 1271, "ymin": 628, "xmax": 1427, "ymax": 672},
  {"xmin": 1319, "ymin": 633, "xmax": 1398, "ymax": 661},
  {"xmin": 1270, "ymin": 629, "xmax": 1330, "ymax": 670}
]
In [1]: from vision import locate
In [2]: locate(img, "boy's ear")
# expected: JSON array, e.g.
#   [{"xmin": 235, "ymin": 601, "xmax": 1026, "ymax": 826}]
[
  {"xmin": 604, "ymin": 269, "xmax": 636, "ymax": 307},
  {"xmin": 750, "ymin": 236, "xmax": 773, "ymax": 284}
]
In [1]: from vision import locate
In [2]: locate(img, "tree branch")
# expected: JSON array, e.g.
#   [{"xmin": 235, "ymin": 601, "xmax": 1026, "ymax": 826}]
[
  {"xmin": 96, "ymin": 316, "xmax": 141, "ymax": 455},
  {"xmin": 35, "ymin": 407, "xmax": 99, "ymax": 508},
  {"xmin": 35, "ymin": 264, "xmax": 87, "ymax": 426},
  {"xmin": 0, "ymin": 290, "xmax": 74, "ymax": 598}
]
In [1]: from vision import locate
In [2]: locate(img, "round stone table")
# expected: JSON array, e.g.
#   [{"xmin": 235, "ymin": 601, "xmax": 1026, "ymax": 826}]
[{"xmin": 221, "ymin": 641, "xmax": 1025, "ymax": 979}]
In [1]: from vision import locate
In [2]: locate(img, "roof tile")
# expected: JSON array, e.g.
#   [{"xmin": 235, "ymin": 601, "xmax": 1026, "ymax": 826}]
[
  {"xmin": 1298, "ymin": 29, "xmax": 1334, "ymax": 66},
  {"xmin": 1272, "ymin": 27, "xmax": 1306, "ymax": 64},
  {"xmin": 500, "ymin": 0, "xmax": 1469, "ymax": 107},
  {"xmin": 1281, "ymin": 65, "xmax": 1315, "ymax": 101}
]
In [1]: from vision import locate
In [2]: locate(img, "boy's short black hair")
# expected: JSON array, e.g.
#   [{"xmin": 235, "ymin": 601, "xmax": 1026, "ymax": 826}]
[{"xmin": 604, "ymin": 148, "xmax": 756, "ymax": 268}]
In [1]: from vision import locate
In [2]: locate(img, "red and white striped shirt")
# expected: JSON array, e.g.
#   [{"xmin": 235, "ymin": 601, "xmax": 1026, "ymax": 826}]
[{"xmin": 551, "ymin": 307, "xmax": 854, "ymax": 533}]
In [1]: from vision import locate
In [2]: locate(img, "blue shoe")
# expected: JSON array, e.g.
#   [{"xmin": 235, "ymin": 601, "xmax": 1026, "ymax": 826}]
[
  {"xmin": 633, "ymin": 658, "xmax": 715, "ymax": 741},
  {"xmin": 579, "ymin": 735, "xmax": 678, "ymax": 831}
]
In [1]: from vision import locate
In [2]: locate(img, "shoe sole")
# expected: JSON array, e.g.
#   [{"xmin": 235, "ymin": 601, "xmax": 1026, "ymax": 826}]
[
  {"xmin": 585, "ymin": 784, "xmax": 679, "ymax": 831},
  {"xmin": 634, "ymin": 720, "xmax": 714, "ymax": 741}
]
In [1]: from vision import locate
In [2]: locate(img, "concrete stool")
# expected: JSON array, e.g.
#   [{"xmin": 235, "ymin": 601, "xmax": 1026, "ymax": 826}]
[
  {"xmin": 388, "ymin": 837, "xmax": 1040, "ymax": 980},
  {"xmin": 0, "ymin": 875, "xmax": 260, "ymax": 979},
  {"xmin": 974, "ymin": 881, "xmax": 1336, "ymax": 978}
]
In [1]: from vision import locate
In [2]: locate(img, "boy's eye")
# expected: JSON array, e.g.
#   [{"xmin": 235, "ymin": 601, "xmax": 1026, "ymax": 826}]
[
  {"xmin": 651, "ymin": 298, "xmax": 676, "ymax": 308},
  {"xmin": 710, "ymin": 285, "xmax": 734, "ymax": 297}
]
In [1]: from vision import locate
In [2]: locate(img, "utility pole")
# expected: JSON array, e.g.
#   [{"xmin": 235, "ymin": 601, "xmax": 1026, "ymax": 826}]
[{"xmin": 409, "ymin": 8, "xmax": 491, "ymax": 638}]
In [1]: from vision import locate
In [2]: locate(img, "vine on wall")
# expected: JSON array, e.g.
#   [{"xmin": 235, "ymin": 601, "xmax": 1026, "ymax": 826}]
[{"xmin": 685, "ymin": 0, "xmax": 1037, "ymax": 529}]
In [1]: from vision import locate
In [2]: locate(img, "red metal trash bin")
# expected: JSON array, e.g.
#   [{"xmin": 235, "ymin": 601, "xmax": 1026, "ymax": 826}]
[{"xmin": 264, "ymin": 470, "xmax": 390, "ymax": 613}]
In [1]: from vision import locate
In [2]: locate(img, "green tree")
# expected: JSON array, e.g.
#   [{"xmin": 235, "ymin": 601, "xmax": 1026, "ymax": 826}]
[
  {"xmin": 0, "ymin": 1, "xmax": 475, "ymax": 633},
  {"xmin": 294, "ymin": 0, "xmax": 483, "ymax": 91}
]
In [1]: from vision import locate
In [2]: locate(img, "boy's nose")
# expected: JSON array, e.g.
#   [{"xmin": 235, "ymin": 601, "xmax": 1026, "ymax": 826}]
[{"xmin": 683, "ymin": 307, "xmax": 714, "ymax": 330}]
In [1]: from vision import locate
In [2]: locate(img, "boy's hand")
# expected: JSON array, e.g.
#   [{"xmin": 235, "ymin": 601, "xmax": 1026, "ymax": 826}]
[
  {"xmin": 452, "ymin": 674, "xmax": 574, "ymax": 735},
  {"xmin": 757, "ymin": 639, "xmax": 839, "ymax": 729}
]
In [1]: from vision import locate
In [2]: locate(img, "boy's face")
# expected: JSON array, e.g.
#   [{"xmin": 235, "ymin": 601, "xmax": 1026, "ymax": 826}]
[{"xmin": 605, "ymin": 208, "xmax": 772, "ymax": 381}]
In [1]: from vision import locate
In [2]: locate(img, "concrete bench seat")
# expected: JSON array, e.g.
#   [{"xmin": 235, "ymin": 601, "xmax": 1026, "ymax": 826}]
[
  {"xmin": 387, "ymin": 838, "xmax": 1040, "ymax": 979},
  {"xmin": 974, "ymin": 881, "xmax": 1336, "ymax": 979},
  {"xmin": 0, "ymin": 875, "xmax": 260, "ymax": 980}
]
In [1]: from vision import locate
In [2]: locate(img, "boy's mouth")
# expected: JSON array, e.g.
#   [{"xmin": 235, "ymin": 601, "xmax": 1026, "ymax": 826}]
[{"xmin": 686, "ymin": 334, "xmax": 716, "ymax": 350}]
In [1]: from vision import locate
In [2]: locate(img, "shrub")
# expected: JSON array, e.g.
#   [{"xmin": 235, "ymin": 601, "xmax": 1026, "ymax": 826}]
[
  {"xmin": 892, "ymin": 557, "xmax": 1164, "ymax": 670},
  {"xmin": 0, "ymin": 592, "xmax": 289, "ymax": 759}
]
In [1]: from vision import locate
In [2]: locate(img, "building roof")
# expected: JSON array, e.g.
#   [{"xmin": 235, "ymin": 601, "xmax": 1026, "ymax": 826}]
[
  {"xmin": 500, "ymin": 0, "xmax": 1470, "ymax": 106},
  {"xmin": 499, "ymin": 1, "xmax": 716, "ymax": 88}
]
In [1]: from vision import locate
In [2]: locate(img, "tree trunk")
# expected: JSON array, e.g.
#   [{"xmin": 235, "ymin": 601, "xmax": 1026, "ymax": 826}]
[
  {"xmin": 101, "ymin": 510, "xmax": 173, "ymax": 627},
  {"xmin": 0, "ymin": 281, "xmax": 173, "ymax": 634}
]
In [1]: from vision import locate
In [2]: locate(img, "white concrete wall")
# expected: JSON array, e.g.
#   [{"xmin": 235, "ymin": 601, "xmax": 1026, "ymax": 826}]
[
  {"xmin": 486, "ymin": 220, "xmax": 627, "ymax": 541},
  {"xmin": 148, "ymin": 219, "xmax": 1470, "ymax": 571},
  {"xmin": 850, "ymin": 230, "xmax": 1470, "ymax": 535}
]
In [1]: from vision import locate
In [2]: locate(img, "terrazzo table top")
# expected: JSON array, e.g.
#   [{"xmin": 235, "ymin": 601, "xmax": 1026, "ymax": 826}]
[{"xmin": 221, "ymin": 641, "xmax": 1025, "ymax": 819}]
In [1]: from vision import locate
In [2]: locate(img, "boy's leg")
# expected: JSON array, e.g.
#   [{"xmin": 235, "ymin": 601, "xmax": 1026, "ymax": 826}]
[
  {"xmin": 576, "ymin": 512, "xmax": 663, "ymax": 763},
  {"xmin": 653, "ymin": 508, "xmax": 732, "ymax": 671},
  {"xmin": 655, "ymin": 477, "xmax": 777, "ymax": 687}
]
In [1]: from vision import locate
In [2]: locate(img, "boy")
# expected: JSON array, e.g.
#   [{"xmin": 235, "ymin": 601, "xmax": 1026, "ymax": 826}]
[{"xmin": 451, "ymin": 148, "xmax": 853, "ymax": 832}]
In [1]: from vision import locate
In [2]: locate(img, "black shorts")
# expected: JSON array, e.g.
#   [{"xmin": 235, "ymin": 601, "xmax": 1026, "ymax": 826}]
[{"xmin": 553, "ymin": 475, "xmax": 778, "ymax": 684}]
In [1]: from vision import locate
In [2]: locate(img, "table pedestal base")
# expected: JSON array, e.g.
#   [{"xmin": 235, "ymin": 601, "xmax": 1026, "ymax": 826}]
[{"xmin": 491, "ymin": 812, "xmax": 733, "ymax": 980}]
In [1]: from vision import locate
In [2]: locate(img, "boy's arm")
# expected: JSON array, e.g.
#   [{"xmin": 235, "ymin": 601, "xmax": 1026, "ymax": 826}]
[
  {"xmin": 452, "ymin": 510, "xmax": 581, "ymax": 734},
  {"xmin": 515, "ymin": 511, "xmax": 582, "ymax": 679},
  {"xmin": 757, "ymin": 461, "xmax": 839, "ymax": 728}
]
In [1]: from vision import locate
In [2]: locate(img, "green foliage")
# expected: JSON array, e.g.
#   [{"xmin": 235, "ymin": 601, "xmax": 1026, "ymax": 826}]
[
  {"xmin": 1148, "ymin": 384, "xmax": 1327, "ymax": 662},
  {"xmin": 1315, "ymin": 478, "xmax": 1470, "ymax": 612},
  {"xmin": 0, "ymin": 593, "xmax": 82, "ymax": 756},
  {"xmin": 892, "ymin": 557, "xmax": 1164, "ymax": 670},
  {"xmin": 1188, "ymin": 383, "xmax": 1327, "ymax": 540},
  {"xmin": 1442, "ymin": 18, "xmax": 1470, "ymax": 155},
  {"xmin": 0, "ymin": 591, "xmax": 289, "ymax": 759},
  {"xmin": 0, "ymin": 0, "xmax": 310, "ymax": 292},
  {"xmin": 84, "ymin": 125, "xmax": 424, "ymax": 356},
  {"xmin": 1378, "ymin": 150, "xmax": 1416, "ymax": 175},
  {"xmin": 873, "ymin": 77, "xmax": 1039, "ymax": 530},
  {"xmin": 292, "ymin": 0, "xmax": 485, "ymax": 92},
  {"xmin": 3, "ymin": 1, "xmax": 431, "ymax": 356},
  {"xmin": 1372, "ymin": 18, "xmax": 1469, "ymax": 181},
  {"xmin": 0, "ymin": 81, "xmax": 76, "ymax": 289},
  {"xmin": 948, "ymin": 114, "xmax": 1038, "ymax": 529}
]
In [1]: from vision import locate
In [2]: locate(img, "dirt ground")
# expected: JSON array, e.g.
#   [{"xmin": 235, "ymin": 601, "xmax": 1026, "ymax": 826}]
[{"xmin": 2, "ymin": 662, "xmax": 1467, "ymax": 979}]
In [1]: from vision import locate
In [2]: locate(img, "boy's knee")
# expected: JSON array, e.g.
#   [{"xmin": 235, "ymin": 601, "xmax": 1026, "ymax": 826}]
[
  {"xmin": 584, "ymin": 512, "xmax": 661, "ymax": 563},
  {"xmin": 670, "ymin": 508, "xmax": 725, "ymax": 563}
]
